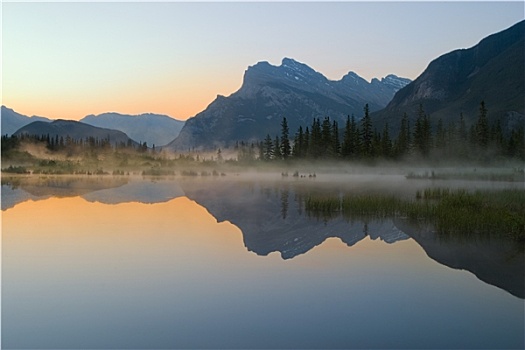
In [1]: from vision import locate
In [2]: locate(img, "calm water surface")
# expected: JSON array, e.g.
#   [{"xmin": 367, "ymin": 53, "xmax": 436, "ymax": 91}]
[{"xmin": 2, "ymin": 175, "xmax": 524, "ymax": 349}]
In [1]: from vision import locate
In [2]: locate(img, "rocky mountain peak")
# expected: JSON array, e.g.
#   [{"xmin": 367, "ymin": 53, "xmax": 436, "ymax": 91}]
[
  {"xmin": 341, "ymin": 71, "xmax": 369, "ymax": 85},
  {"xmin": 381, "ymin": 74, "xmax": 413, "ymax": 90},
  {"xmin": 167, "ymin": 57, "xmax": 411, "ymax": 150},
  {"xmin": 281, "ymin": 57, "xmax": 322, "ymax": 80},
  {"xmin": 242, "ymin": 58, "xmax": 327, "ymax": 88}
]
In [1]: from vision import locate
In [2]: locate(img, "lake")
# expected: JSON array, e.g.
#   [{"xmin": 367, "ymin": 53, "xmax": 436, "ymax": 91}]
[{"xmin": 2, "ymin": 173, "xmax": 524, "ymax": 349}]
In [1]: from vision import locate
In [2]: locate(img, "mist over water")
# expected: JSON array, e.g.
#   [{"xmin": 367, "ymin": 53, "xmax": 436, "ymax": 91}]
[{"xmin": 2, "ymin": 173, "xmax": 524, "ymax": 349}]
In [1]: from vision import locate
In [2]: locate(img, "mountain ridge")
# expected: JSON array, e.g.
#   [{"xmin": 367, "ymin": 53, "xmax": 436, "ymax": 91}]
[
  {"xmin": 372, "ymin": 20, "xmax": 525, "ymax": 133},
  {"xmin": 1, "ymin": 106, "xmax": 52, "ymax": 136},
  {"xmin": 14, "ymin": 119, "xmax": 139, "ymax": 147},
  {"xmin": 2, "ymin": 106, "xmax": 185, "ymax": 147},
  {"xmin": 80, "ymin": 112, "xmax": 185, "ymax": 147},
  {"xmin": 167, "ymin": 57, "xmax": 410, "ymax": 150}
]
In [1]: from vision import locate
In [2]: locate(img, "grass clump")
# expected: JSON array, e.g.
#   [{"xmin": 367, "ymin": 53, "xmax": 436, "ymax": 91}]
[
  {"xmin": 432, "ymin": 190, "xmax": 525, "ymax": 241},
  {"xmin": 304, "ymin": 195, "xmax": 340, "ymax": 212},
  {"xmin": 421, "ymin": 187, "xmax": 453, "ymax": 199},
  {"xmin": 304, "ymin": 188, "xmax": 525, "ymax": 242},
  {"xmin": 406, "ymin": 169, "xmax": 524, "ymax": 182},
  {"xmin": 342, "ymin": 195, "xmax": 405, "ymax": 217}
]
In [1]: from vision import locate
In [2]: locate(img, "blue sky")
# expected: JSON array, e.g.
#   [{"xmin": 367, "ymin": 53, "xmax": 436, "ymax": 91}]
[{"xmin": 2, "ymin": 1, "xmax": 524, "ymax": 120}]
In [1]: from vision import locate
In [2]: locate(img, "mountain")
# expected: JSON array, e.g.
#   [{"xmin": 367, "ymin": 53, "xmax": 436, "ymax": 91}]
[
  {"xmin": 372, "ymin": 20, "xmax": 525, "ymax": 133},
  {"xmin": 2, "ymin": 107, "xmax": 185, "ymax": 146},
  {"xmin": 1, "ymin": 177, "xmax": 184, "ymax": 210},
  {"xmin": 179, "ymin": 178, "xmax": 409, "ymax": 259},
  {"xmin": 14, "ymin": 119, "xmax": 139, "ymax": 147},
  {"xmin": 81, "ymin": 112, "xmax": 185, "ymax": 147},
  {"xmin": 1, "ymin": 106, "xmax": 52, "ymax": 136},
  {"xmin": 167, "ymin": 58, "xmax": 410, "ymax": 150},
  {"xmin": 395, "ymin": 218, "xmax": 524, "ymax": 299}
]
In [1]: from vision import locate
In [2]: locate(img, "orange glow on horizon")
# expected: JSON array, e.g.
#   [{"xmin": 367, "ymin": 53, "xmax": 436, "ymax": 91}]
[
  {"xmin": 3, "ymin": 73, "xmax": 242, "ymax": 121},
  {"xmin": 4, "ymin": 94, "xmax": 214, "ymax": 122}
]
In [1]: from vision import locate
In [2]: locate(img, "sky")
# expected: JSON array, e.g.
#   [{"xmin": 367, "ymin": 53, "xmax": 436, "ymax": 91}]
[{"xmin": 2, "ymin": 1, "xmax": 524, "ymax": 121}]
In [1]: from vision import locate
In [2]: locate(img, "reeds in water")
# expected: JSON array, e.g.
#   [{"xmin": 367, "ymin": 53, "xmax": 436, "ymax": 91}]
[
  {"xmin": 432, "ymin": 189, "xmax": 525, "ymax": 241},
  {"xmin": 303, "ymin": 188, "xmax": 525, "ymax": 241},
  {"xmin": 342, "ymin": 195, "xmax": 404, "ymax": 217},
  {"xmin": 304, "ymin": 195, "xmax": 341, "ymax": 212}
]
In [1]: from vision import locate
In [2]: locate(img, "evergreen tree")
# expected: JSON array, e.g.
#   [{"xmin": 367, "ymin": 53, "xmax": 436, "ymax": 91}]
[
  {"xmin": 1, "ymin": 135, "xmax": 20, "ymax": 153},
  {"xmin": 413, "ymin": 104, "xmax": 431, "ymax": 156},
  {"xmin": 304, "ymin": 127, "xmax": 310, "ymax": 157},
  {"xmin": 360, "ymin": 104, "xmax": 373, "ymax": 157},
  {"xmin": 394, "ymin": 113, "xmax": 409, "ymax": 158},
  {"xmin": 381, "ymin": 123, "xmax": 392, "ymax": 158},
  {"xmin": 351, "ymin": 115, "xmax": 360, "ymax": 158},
  {"xmin": 406, "ymin": 119, "xmax": 411, "ymax": 152},
  {"xmin": 263, "ymin": 134, "xmax": 273, "ymax": 160},
  {"xmin": 274, "ymin": 135, "xmax": 282, "ymax": 159},
  {"xmin": 446, "ymin": 120, "xmax": 458, "ymax": 157},
  {"xmin": 321, "ymin": 116, "xmax": 333, "ymax": 155},
  {"xmin": 332, "ymin": 120, "xmax": 340, "ymax": 156},
  {"xmin": 48, "ymin": 135, "xmax": 55, "ymax": 150},
  {"xmin": 280, "ymin": 117, "xmax": 291, "ymax": 159},
  {"xmin": 342, "ymin": 115, "xmax": 352, "ymax": 157},
  {"xmin": 372, "ymin": 129, "xmax": 381, "ymax": 157},
  {"xmin": 238, "ymin": 144, "xmax": 255, "ymax": 162},
  {"xmin": 491, "ymin": 119, "xmax": 504, "ymax": 153},
  {"xmin": 309, "ymin": 118, "xmax": 322, "ymax": 158},
  {"xmin": 457, "ymin": 112, "xmax": 469, "ymax": 158},
  {"xmin": 292, "ymin": 126, "xmax": 305, "ymax": 158},
  {"xmin": 506, "ymin": 127, "xmax": 524, "ymax": 160},
  {"xmin": 476, "ymin": 100, "xmax": 490, "ymax": 149},
  {"xmin": 435, "ymin": 118, "xmax": 446, "ymax": 150}
]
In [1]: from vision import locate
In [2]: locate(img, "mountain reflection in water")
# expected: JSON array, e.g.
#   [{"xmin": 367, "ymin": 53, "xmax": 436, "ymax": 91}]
[
  {"xmin": 180, "ymin": 178, "xmax": 410, "ymax": 259},
  {"xmin": 2, "ymin": 175, "xmax": 523, "ymax": 299},
  {"xmin": 2, "ymin": 175, "xmax": 523, "ymax": 349},
  {"xmin": 181, "ymin": 177, "xmax": 525, "ymax": 299},
  {"xmin": 2, "ymin": 176, "xmax": 525, "ymax": 299}
]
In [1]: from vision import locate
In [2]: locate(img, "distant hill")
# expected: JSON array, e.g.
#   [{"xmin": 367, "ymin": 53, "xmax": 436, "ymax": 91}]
[
  {"xmin": 1, "ymin": 106, "xmax": 52, "ymax": 136},
  {"xmin": 167, "ymin": 58, "xmax": 410, "ymax": 150},
  {"xmin": 81, "ymin": 112, "xmax": 185, "ymax": 147},
  {"xmin": 14, "ymin": 119, "xmax": 138, "ymax": 147},
  {"xmin": 372, "ymin": 20, "xmax": 525, "ymax": 134}
]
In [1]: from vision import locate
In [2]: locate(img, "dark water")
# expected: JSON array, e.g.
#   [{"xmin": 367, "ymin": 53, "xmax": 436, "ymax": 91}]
[{"xmin": 2, "ymin": 175, "xmax": 524, "ymax": 349}]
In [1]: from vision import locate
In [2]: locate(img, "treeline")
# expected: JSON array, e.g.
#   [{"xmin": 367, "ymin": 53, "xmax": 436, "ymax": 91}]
[
  {"xmin": 1, "ymin": 133, "xmax": 150, "ymax": 154},
  {"xmin": 242, "ymin": 102, "xmax": 524, "ymax": 162}
]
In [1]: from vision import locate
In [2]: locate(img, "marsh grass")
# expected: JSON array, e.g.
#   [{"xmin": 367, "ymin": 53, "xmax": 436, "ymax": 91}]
[
  {"xmin": 304, "ymin": 195, "xmax": 341, "ymax": 212},
  {"xmin": 304, "ymin": 188, "xmax": 525, "ymax": 241},
  {"xmin": 417, "ymin": 187, "xmax": 454, "ymax": 200},
  {"xmin": 406, "ymin": 169, "xmax": 524, "ymax": 182},
  {"xmin": 433, "ymin": 190, "xmax": 525, "ymax": 241},
  {"xmin": 342, "ymin": 195, "xmax": 405, "ymax": 217}
]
